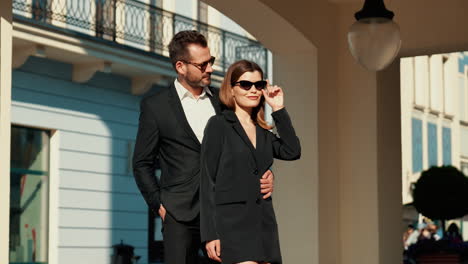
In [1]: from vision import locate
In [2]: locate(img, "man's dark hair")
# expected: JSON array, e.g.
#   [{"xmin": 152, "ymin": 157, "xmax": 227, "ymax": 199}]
[{"xmin": 168, "ymin": 30, "xmax": 208, "ymax": 70}]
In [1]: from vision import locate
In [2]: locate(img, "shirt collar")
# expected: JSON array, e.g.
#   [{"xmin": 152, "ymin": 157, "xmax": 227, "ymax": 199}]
[{"xmin": 174, "ymin": 78, "xmax": 213, "ymax": 100}]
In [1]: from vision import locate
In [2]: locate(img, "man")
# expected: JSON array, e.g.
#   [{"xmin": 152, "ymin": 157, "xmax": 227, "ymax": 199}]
[{"xmin": 132, "ymin": 30, "xmax": 274, "ymax": 264}]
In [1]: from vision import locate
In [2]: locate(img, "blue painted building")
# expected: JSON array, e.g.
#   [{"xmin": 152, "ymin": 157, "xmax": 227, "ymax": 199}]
[{"xmin": 12, "ymin": 56, "xmax": 145, "ymax": 263}]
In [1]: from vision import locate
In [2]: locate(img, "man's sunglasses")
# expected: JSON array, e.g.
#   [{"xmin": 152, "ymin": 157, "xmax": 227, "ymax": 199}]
[
  {"xmin": 182, "ymin": 56, "xmax": 216, "ymax": 72},
  {"xmin": 232, "ymin": 80, "xmax": 267, "ymax": 91}
]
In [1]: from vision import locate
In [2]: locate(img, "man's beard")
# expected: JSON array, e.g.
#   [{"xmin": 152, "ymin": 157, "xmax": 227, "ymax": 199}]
[
  {"xmin": 200, "ymin": 76, "xmax": 211, "ymax": 87},
  {"xmin": 187, "ymin": 74, "xmax": 211, "ymax": 88}
]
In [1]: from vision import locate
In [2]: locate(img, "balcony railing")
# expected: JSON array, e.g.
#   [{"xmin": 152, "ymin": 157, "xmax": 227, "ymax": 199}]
[{"xmin": 12, "ymin": 0, "xmax": 268, "ymax": 75}]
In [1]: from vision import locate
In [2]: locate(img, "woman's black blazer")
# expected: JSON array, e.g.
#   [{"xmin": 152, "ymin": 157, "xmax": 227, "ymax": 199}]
[{"xmin": 200, "ymin": 107, "xmax": 301, "ymax": 242}]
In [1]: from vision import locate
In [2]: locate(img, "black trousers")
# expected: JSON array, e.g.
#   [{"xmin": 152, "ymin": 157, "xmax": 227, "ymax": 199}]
[{"xmin": 163, "ymin": 213, "xmax": 215, "ymax": 264}]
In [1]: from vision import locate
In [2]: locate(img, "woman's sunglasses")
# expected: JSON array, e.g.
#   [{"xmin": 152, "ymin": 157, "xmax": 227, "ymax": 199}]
[{"xmin": 232, "ymin": 80, "xmax": 267, "ymax": 91}]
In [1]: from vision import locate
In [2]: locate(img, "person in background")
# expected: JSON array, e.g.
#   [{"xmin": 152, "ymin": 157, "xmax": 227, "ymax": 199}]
[
  {"xmin": 403, "ymin": 224, "xmax": 416, "ymax": 250},
  {"xmin": 445, "ymin": 223, "xmax": 463, "ymax": 243}
]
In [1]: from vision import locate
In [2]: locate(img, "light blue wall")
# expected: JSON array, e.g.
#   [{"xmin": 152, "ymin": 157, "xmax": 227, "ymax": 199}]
[{"xmin": 12, "ymin": 57, "xmax": 150, "ymax": 264}]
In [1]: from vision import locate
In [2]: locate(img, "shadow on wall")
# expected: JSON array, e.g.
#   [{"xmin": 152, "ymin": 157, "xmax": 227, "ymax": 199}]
[{"xmin": 11, "ymin": 56, "xmax": 158, "ymax": 264}]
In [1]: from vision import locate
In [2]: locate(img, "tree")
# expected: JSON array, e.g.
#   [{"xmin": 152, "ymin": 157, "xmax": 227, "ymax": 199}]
[{"xmin": 413, "ymin": 166, "xmax": 468, "ymax": 221}]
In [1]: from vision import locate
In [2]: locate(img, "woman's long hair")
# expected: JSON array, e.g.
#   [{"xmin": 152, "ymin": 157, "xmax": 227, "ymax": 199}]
[{"xmin": 219, "ymin": 60, "xmax": 273, "ymax": 130}]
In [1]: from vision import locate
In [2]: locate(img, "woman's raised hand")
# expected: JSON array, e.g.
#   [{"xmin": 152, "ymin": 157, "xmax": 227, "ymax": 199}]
[{"xmin": 262, "ymin": 80, "xmax": 284, "ymax": 112}]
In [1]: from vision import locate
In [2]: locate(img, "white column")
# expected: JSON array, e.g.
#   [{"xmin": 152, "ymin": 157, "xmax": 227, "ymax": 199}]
[
  {"xmin": 336, "ymin": 10, "xmax": 402, "ymax": 264},
  {"xmin": 400, "ymin": 57, "xmax": 415, "ymax": 204},
  {"xmin": 0, "ymin": 0, "xmax": 12, "ymax": 263}
]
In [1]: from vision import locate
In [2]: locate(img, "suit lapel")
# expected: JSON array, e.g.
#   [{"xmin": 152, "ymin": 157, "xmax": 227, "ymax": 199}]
[
  {"xmin": 225, "ymin": 111, "xmax": 258, "ymax": 164},
  {"xmin": 168, "ymin": 84, "xmax": 201, "ymax": 147},
  {"xmin": 254, "ymin": 125, "xmax": 264, "ymax": 163}
]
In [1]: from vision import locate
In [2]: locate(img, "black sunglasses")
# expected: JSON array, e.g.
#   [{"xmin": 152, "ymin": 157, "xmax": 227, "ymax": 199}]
[
  {"xmin": 232, "ymin": 80, "xmax": 267, "ymax": 90},
  {"xmin": 182, "ymin": 56, "xmax": 216, "ymax": 72}
]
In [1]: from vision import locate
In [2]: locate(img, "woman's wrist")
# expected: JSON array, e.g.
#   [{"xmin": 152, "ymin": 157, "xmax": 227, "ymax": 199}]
[{"xmin": 272, "ymin": 105, "xmax": 285, "ymax": 112}]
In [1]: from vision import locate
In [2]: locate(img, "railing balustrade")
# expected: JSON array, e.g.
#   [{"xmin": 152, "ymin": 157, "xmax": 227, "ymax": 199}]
[{"xmin": 13, "ymin": 0, "xmax": 268, "ymax": 74}]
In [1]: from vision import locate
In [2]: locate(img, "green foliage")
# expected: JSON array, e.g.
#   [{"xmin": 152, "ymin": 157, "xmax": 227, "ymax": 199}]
[{"xmin": 413, "ymin": 166, "xmax": 468, "ymax": 220}]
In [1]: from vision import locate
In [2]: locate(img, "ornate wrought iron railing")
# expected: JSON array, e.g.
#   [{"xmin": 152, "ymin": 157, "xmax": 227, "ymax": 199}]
[{"xmin": 12, "ymin": 0, "xmax": 268, "ymax": 75}]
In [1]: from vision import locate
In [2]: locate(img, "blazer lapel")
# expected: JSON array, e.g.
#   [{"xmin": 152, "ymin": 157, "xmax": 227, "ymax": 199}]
[
  {"xmin": 224, "ymin": 110, "xmax": 258, "ymax": 164},
  {"xmin": 168, "ymin": 84, "xmax": 201, "ymax": 147},
  {"xmin": 254, "ymin": 125, "xmax": 264, "ymax": 162}
]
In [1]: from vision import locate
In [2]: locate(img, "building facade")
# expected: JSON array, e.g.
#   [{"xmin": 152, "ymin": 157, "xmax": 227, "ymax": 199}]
[
  {"xmin": 8, "ymin": 1, "xmax": 270, "ymax": 263},
  {"xmin": 6, "ymin": 0, "xmax": 468, "ymax": 264},
  {"xmin": 401, "ymin": 53, "xmax": 468, "ymax": 239}
]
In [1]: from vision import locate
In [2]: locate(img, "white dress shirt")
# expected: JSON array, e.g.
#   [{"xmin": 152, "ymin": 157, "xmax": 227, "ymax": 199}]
[{"xmin": 174, "ymin": 79, "xmax": 216, "ymax": 143}]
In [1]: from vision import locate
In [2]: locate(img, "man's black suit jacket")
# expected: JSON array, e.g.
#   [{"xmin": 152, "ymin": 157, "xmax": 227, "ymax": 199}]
[{"xmin": 132, "ymin": 83, "xmax": 222, "ymax": 222}]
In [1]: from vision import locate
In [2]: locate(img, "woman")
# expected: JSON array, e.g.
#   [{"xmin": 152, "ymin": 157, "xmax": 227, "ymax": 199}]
[{"xmin": 200, "ymin": 60, "xmax": 301, "ymax": 264}]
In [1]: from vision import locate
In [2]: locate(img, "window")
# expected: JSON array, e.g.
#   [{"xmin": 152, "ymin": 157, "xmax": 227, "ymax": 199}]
[
  {"xmin": 442, "ymin": 126, "xmax": 452, "ymax": 165},
  {"xmin": 412, "ymin": 118, "xmax": 423, "ymax": 173},
  {"xmin": 9, "ymin": 126, "xmax": 50, "ymax": 264},
  {"xmin": 427, "ymin": 122, "xmax": 438, "ymax": 167}
]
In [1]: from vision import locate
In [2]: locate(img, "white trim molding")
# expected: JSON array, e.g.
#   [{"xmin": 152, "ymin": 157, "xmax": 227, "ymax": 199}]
[
  {"xmin": 0, "ymin": 1, "xmax": 13, "ymax": 263},
  {"xmin": 48, "ymin": 130, "xmax": 60, "ymax": 264},
  {"xmin": 13, "ymin": 21, "xmax": 176, "ymax": 80}
]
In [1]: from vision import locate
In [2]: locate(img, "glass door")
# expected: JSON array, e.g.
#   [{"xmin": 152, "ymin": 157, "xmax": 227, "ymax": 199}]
[{"xmin": 9, "ymin": 125, "xmax": 50, "ymax": 264}]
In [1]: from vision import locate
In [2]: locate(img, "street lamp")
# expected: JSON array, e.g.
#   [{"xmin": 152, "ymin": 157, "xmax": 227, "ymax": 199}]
[{"xmin": 347, "ymin": 0, "xmax": 401, "ymax": 71}]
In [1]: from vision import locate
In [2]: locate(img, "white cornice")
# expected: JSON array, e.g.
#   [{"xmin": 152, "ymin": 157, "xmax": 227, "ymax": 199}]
[{"xmin": 12, "ymin": 21, "xmax": 176, "ymax": 78}]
